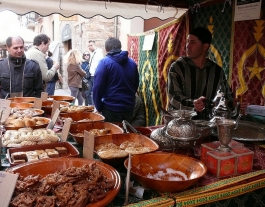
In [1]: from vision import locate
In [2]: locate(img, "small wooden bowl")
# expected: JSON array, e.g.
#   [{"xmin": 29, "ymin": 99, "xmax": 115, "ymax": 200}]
[
  {"xmin": 124, "ymin": 152, "xmax": 207, "ymax": 192},
  {"xmin": 6, "ymin": 157, "xmax": 121, "ymax": 207},
  {"xmin": 70, "ymin": 122, "xmax": 123, "ymax": 145},
  {"xmin": 10, "ymin": 102, "xmax": 34, "ymax": 109},
  {"xmin": 95, "ymin": 133, "xmax": 159, "ymax": 166},
  {"xmin": 8, "ymin": 97, "xmax": 36, "ymax": 103},
  {"xmin": 42, "ymin": 100, "xmax": 70, "ymax": 115},
  {"xmin": 60, "ymin": 112, "xmax": 104, "ymax": 123},
  {"xmin": 48, "ymin": 95, "xmax": 75, "ymax": 102}
]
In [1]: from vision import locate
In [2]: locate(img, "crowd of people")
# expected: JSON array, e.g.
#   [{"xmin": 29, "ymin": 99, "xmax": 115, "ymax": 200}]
[{"xmin": 0, "ymin": 26, "xmax": 232, "ymax": 126}]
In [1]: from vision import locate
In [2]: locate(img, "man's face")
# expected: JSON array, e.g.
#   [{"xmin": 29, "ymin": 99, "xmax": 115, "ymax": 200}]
[
  {"xmin": 7, "ymin": 37, "xmax": 24, "ymax": 57},
  {"xmin": 186, "ymin": 34, "xmax": 208, "ymax": 59},
  {"xmin": 40, "ymin": 40, "xmax": 50, "ymax": 54},
  {"xmin": 88, "ymin": 42, "xmax": 95, "ymax": 52}
]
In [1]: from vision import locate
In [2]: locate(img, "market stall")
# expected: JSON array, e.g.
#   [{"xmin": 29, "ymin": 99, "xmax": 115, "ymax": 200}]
[{"xmin": 1, "ymin": 95, "xmax": 265, "ymax": 206}]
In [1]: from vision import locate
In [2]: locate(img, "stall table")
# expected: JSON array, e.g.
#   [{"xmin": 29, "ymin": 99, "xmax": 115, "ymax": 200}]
[{"xmin": 1, "ymin": 128, "xmax": 265, "ymax": 206}]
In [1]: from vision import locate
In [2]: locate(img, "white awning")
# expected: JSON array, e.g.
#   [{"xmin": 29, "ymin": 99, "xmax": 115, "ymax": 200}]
[{"xmin": 0, "ymin": 0, "xmax": 187, "ymax": 20}]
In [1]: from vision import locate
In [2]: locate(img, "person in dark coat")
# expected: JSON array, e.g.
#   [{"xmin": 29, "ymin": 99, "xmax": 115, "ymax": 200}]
[
  {"xmin": 0, "ymin": 36, "xmax": 43, "ymax": 98},
  {"xmin": 46, "ymin": 51, "xmax": 59, "ymax": 95},
  {"xmin": 93, "ymin": 37, "xmax": 139, "ymax": 123},
  {"xmin": 131, "ymin": 94, "xmax": 146, "ymax": 126}
]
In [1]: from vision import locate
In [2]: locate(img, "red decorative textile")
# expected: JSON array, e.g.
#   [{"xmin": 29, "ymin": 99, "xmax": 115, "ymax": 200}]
[
  {"xmin": 231, "ymin": 18, "xmax": 265, "ymax": 105},
  {"xmin": 127, "ymin": 36, "xmax": 140, "ymax": 65},
  {"xmin": 157, "ymin": 18, "xmax": 186, "ymax": 108}
]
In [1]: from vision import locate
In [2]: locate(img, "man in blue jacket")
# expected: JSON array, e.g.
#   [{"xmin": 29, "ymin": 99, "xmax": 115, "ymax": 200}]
[{"xmin": 93, "ymin": 37, "xmax": 139, "ymax": 123}]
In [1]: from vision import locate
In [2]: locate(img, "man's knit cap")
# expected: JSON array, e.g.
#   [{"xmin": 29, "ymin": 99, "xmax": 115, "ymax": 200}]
[{"xmin": 189, "ymin": 27, "xmax": 212, "ymax": 44}]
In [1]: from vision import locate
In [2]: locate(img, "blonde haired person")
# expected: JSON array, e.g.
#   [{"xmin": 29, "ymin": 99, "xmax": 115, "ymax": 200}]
[{"xmin": 64, "ymin": 49, "xmax": 86, "ymax": 105}]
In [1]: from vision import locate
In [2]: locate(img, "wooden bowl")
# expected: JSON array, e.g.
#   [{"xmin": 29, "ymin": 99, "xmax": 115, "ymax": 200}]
[
  {"xmin": 10, "ymin": 102, "xmax": 34, "ymax": 109},
  {"xmin": 60, "ymin": 112, "xmax": 105, "ymax": 123},
  {"xmin": 124, "ymin": 152, "xmax": 207, "ymax": 193},
  {"xmin": 94, "ymin": 133, "xmax": 159, "ymax": 166},
  {"xmin": 113, "ymin": 122, "xmax": 152, "ymax": 137},
  {"xmin": 6, "ymin": 157, "xmax": 121, "ymax": 207},
  {"xmin": 4, "ymin": 117, "xmax": 50, "ymax": 130},
  {"xmin": 42, "ymin": 100, "xmax": 70, "ymax": 115},
  {"xmin": 8, "ymin": 97, "xmax": 36, "ymax": 103},
  {"xmin": 48, "ymin": 95, "xmax": 75, "ymax": 102},
  {"xmin": 70, "ymin": 122, "xmax": 123, "ymax": 145}
]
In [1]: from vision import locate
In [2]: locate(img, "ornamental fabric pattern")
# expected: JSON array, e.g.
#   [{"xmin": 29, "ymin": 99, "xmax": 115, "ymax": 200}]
[
  {"xmin": 191, "ymin": 2, "xmax": 233, "ymax": 76},
  {"xmin": 128, "ymin": 17, "xmax": 186, "ymax": 126},
  {"xmin": 231, "ymin": 14, "xmax": 265, "ymax": 105}
]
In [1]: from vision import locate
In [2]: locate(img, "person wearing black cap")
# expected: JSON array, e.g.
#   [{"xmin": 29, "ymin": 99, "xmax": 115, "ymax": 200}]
[{"xmin": 167, "ymin": 27, "xmax": 233, "ymax": 118}]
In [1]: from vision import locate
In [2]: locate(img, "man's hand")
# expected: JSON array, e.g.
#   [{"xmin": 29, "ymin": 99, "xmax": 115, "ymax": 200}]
[
  {"xmin": 193, "ymin": 96, "xmax": 206, "ymax": 112},
  {"xmin": 53, "ymin": 62, "xmax": 60, "ymax": 70}
]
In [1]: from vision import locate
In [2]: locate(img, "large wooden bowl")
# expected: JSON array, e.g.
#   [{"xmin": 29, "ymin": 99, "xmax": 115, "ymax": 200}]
[
  {"xmin": 4, "ymin": 117, "xmax": 50, "ymax": 130},
  {"xmin": 70, "ymin": 122, "xmax": 123, "ymax": 145},
  {"xmin": 48, "ymin": 95, "xmax": 75, "ymax": 102},
  {"xmin": 124, "ymin": 152, "xmax": 207, "ymax": 193},
  {"xmin": 10, "ymin": 102, "xmax": 34, "ymax": 109},
  {"xmin": 8, "ymin": 97, "xmax": 36, "ymax": 103},
  {"xmin": 7, "ymin": 157, "xmax": 121, "ymax": 207},
  {"xmin": 60, "ymin": 112, "xmax": 105, "ymax": 123},
  {"xmin": 42, "ymin": 100, "xmax": 70, "ymax": 115},
  {"xmin": 94, "ymin": 133, "xmax": 159, "ymax": 166}
]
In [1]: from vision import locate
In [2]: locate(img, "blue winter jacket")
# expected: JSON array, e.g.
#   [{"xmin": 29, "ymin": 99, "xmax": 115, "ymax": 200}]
[{"xmin": 93, "ymin": 50, "xmax": 139, "ymax": 112}]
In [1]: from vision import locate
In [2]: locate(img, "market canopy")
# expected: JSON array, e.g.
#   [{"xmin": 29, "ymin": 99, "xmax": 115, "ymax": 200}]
[{"xmin": 0, "ymin": 0, "xmax": 188, "ymax": 20}]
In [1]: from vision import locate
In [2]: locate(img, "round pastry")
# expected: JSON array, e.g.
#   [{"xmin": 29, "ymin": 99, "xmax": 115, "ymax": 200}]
[
  {"xmin": 24, "ymin": 118, "xmax": 36, "ymax": 127},
  {"xmin": 97, "ymin": 149, "xmax": 128, "ymax": 159},
  {"xmin": 13, "ymin": 119, "xmax": 25, "ymax": 127},
  {"xmin": 95, "ymin": 143, "xmax": 119, "ymax": 152},
  {"xmin": 120, "ymin": 141, "xmax": 143, "ymax": 150},
  {"xmin": 36, "ymin": 120, "xmax": 46, "ymax": 125},
  {"xmin": 60, "ymin": 107, "xmax": 68, "ymax": 112},
  {"xmin": 124, "ymin": 146, "xmax": 151, "ymax": 154}
]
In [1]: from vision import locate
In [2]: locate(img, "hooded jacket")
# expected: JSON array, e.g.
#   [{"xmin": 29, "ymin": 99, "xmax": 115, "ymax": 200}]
[{"xmin": 93, "ymin": 50, "xmax": 139, "ymax": 112}]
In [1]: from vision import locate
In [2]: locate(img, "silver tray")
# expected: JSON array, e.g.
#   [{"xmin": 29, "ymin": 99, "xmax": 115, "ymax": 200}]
[{"xmin": 231, "ymin": 120, "xmax": 265, "ymax": 141}]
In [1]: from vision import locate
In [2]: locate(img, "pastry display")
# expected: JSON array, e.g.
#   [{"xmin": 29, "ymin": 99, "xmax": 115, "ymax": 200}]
[
  {"xmin": 4, "ymin": 116, "xmax": 50, "ymax": 128},
  {"xmin": 9, "ymin": 163, "xmax": 115, "ymax": 206},
  {"xmin": 72, "ymin": 128, "xmax": 111, "ymax": 137},
  {"xmin": 60, "ymin": 105, "xmax": 94, "ymax": 113},
  {"xmin": 10, "ymin": 147, "xmax": 68, "ymax": 164},
  {"xmin": 2, "ymin": 128, "xmax": 59, "ymax": 147},
  {"xmin": 95, "ymin": 141, "xmax": 151, "ymax": 159},
  {"xmin": 11, "ymin": 108, "xmax": 43, "ymax": 117}
]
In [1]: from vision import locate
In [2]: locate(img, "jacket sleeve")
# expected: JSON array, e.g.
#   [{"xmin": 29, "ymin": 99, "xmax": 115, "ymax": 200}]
[
  {"xmin": 33, "ymin": 63, "xmax": 44, "ymax": 97},
  {"xmin": 27, "ymin": 49, "xmax": 57, "ymax": 82},
  {"xmin": 131, "ymin": 95, "xmax": 146, "ymax": 126},
  {"xmin": 76, "ymin": 65, "xmax": 86, "ymax": 77}
]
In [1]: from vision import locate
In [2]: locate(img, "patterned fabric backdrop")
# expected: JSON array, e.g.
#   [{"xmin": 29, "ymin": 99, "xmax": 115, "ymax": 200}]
[
  {"xmin": 192, "ymin": 2, "xmax": 233, "ymax": 76},
  {"xmin": 127, "ymin": 1, "xmax": 265, "ymax": 126},
  {"xmin": 231, "ymin": 8, "xmax": 265, "ymax": 105},
  {"xmin": 128, "ymin": 16, "xmax": 186, "ymax": 126}
]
